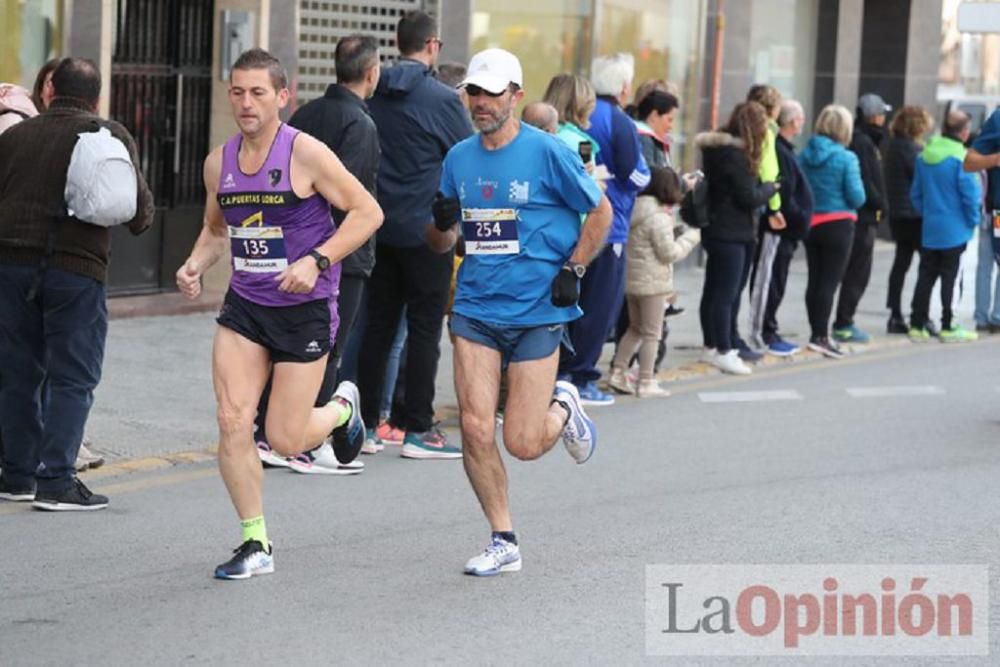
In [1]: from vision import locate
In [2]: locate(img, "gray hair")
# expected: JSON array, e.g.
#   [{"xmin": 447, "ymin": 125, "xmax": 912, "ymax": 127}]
[
  {"xmin": 590, "ymin": 53, "xmax": 634, "ymax": 97},
  {"xmin": 778, "ymin": 99, "xmax": 804, "ymax": 128},
  {"xmin": 335, "ymin": 35, "xmax": 379, "ymax": 85}
]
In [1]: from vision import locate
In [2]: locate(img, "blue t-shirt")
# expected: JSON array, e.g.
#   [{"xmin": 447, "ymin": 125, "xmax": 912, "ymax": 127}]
[
  {"xmin": 972, "ymin": 109, "xmax": 1000, "ymax": 209},
  {"xmin": 440, "ymin": 124, "xmax": 603, "ymax": 326}
]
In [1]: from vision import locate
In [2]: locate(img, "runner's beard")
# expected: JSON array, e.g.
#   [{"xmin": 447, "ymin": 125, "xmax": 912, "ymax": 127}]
[{"xmin": 475, "ymin": 104, "xmax": 512, "ymax": 135}]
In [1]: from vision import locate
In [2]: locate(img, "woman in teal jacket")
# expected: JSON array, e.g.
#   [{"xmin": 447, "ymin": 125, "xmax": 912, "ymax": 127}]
[{"xmin": 798, "ymin": 104, "xmax": 866, "ymax": 359}]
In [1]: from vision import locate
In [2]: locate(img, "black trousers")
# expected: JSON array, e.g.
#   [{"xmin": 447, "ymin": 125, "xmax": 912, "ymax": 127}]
[
  {"xmin": 255, "ymin": 273, "xmax": 367, "ymax": 442},
  {"xmin": 358, "ymin": 242, "xmax": 453, "ymax": 432},
  {"xmin": 834, "ymin": 220, "xmax": 877, "ymax": 329},
  {"xmin": 910, "ymin": 244, "xmax": 966, "ymax": 330},
  {"xmin": 805, "ymin": 220, "xmax": 854, "ymax": 339},
  {"xmin": 699, "ymin": 238, "xmax": 754, "ymax": 353},
  {"xmin": 886, "ymin": 217, "xmax": 922, "ymax": 318}
]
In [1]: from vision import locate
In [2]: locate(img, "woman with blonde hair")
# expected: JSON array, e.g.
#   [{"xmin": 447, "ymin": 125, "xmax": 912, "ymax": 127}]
[
  {"xmin": 798, "ymin": 104, "xmax": 866, "ymax": 358},
  {"xmin": 696, "ymin": 101, "xmax": 779, "ymax": 375},
  {"xmin": 543, "ymin": 73, "xmax": 599, "ymax": 169},
  {"xmin": 884, "ymin": 105, "xmax": 934, "ymax": 332}
]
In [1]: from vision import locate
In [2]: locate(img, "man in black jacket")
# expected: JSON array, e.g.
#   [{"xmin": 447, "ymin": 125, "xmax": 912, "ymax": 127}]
[
  {"xmin": 833, "ymin": 93, "xmax": 890, "ymax": 343},
  {"xmin": 0, "ymin": 58, "xmax": 154, "ymax": 509},
  {"xmin": 358, "ymin": 11, "xmax": 473, "ymax": 460},
  {"xmin": 251, "ymin": 35, "xmax": 383, "ymax": 471},
  {"xmin": 748, "ymin": 99, "xmax": 814, "ymax": 355}
]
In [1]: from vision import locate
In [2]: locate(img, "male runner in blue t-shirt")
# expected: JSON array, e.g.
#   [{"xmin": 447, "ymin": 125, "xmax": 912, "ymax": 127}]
[{"xmin": 427, "ymin": 49, "xmax": 612, "ymax": 576}]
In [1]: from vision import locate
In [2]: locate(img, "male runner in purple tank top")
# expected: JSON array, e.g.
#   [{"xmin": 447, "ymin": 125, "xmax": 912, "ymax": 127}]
[{"xmin": 175, "ymin": 49, "xmax": 382, "ymax": 580}]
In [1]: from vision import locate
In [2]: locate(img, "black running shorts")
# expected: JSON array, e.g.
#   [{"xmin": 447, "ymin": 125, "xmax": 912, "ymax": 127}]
[{"xmin": 216, "ymin": 289, "xmax": 330, "ymax": 364}]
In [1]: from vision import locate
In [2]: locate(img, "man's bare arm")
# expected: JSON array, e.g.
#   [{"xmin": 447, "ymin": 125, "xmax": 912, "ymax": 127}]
[
  {"xmin": 176, "ymin": 148, "xmax": 228, "ymax": 299},
  {"xmin": 964, "ymin": 148, "xmax": 1000, "ymax": 173},
  {"xmin": 568, "ymin": 195, "xmax": 613, "ymax": 266}
]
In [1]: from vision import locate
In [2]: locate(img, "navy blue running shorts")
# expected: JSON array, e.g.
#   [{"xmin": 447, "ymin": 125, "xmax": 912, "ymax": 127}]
[{"xmin": 449, "ymin": 312, "xmax": 569, "ymax": 368}]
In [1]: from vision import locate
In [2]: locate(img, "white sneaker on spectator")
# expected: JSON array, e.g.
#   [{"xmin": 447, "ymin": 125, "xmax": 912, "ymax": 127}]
[{"xmin": 713, "ymin": 349, "xmax": 752, "ymax": 375}]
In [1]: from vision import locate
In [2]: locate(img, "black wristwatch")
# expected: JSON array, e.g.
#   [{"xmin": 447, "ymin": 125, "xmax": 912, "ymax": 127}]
[
  {"xmin": 565, "ymin": 262, "xmax": 586, "ymax": 279},
  {"xmin": 308, "ymin": 249, "xmax": 331, "ymax": 271}
]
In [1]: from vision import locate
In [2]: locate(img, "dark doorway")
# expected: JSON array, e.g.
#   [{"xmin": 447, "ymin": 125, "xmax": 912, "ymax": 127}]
[{"xmin": 108, "ymin": 0, "xmax": 213, "ymax": 295}]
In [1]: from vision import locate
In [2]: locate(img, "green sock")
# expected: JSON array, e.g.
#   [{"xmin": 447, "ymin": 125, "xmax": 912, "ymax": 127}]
[
  {"xmin": 331, "ymin": 397, "xmax": 352, "ymax": 429},
  {"xmin": 241, "ymin": 515, "xmax": 268, "ymax": 547}
]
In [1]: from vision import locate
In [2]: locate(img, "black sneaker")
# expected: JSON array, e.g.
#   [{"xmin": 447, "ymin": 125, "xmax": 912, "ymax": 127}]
[
  {"xmin": 0, "ymin": 477, "xmax": 36, "ymax": 502},
  {"xmin": 736, "ymin": 339, "xmax": 764, "ymax": 363},
  {"xmin": 926, "ymin": 320, "xmax": 941, "ymax": 338},
  {"xmin": 807, "ymin": 336, "xmax": 845, "ymax": 360},
  {"xmin": 665, "ymin": 305, "xmax": 685, "ymax": 317},
  {"xmin": 214, "ymin": 539, "xmax": 274, "ymax": 580},
  {"xmin": 32, "ymin": 477, "xmax": 108, "ymax": 511},
  {"xmin": 329, "ymin": 381, "xmax": 365, "ymax": 464},
  {"xmin": 887, "ymin": 316, "xmax": 909, "ymax": 335}
]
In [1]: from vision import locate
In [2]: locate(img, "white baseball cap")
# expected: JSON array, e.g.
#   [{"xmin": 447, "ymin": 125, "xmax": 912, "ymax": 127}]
[{"xmin": 460, "ymin": 49, "xmax": 523, "ymax": 94}]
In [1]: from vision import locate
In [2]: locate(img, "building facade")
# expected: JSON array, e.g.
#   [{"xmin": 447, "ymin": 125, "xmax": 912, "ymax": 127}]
[{"xmin": 3, "ymin": 0, "xmax": 943, "ymax": 296}]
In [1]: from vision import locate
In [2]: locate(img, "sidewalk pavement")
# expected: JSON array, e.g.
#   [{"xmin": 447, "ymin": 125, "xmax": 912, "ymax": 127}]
[{"xmin": 82, "ymin": 235, "xmax": 988, "ymax": 471}]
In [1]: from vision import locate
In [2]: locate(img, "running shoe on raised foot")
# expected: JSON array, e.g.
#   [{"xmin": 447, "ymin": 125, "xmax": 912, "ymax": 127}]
[
  {"xmin": 32, "ymin": 477, "xmax": 108, "ymax": 511},
  {"xmin": 361, "ymin": 428, "xmax": 384, "ymax": 455},
  {"xmin": 908, "ymin": 327, "xmax": 931, "ymax": 342},
  {"xmin": 577, "ymin": 381, "xmax": 615, "ymax": 406},
  {"xmin": 807, "ymin": 336, "xmax": 845, "ymax": 360},
  {"xmin": 401, "ymin": 427, "xmax": 462, "ymax": 460},
  {"xmin": 464, "ymin": 534, "xmax": 522, "ymax": 576},
  {"xmin": 832, "ymin": 325, "xmax": 870, "ymax": 343},
  {"xmin": 375, "ymin": 421, "xmax": 405, "ymax": 445},
  {"xmin": 288, "ymin": 442, "xmax": 364, "ymax": 475},
  {"xmin": 257, "ymin": 440, "xmax": 291, "ymax": 468},
  {"xmin": 0, "ymin": 477, "xmax": 35, "ymax": 502},
  {"xmin": 939, "ymin": 325, "xmax": 978, "ymax": 343},
  {"xmin": 553, "ymin": 380, "xmax": 596, "ymax": 464},
  {"xmin": 214, "ymin": 539, "xmax": 274, "ymax": 580},
  {"xmin": 330, "ymin": 381, "xmax": 365, "ymax": 464}
]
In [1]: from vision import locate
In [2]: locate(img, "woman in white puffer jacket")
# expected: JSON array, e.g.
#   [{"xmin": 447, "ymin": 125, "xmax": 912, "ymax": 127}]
[{"xmin": 609, "ymin": 167, "xmax": 701, "ymax": 397}]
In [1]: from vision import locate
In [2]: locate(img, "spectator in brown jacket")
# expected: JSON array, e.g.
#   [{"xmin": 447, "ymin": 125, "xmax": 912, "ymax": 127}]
[{"xmin": 0, "ymin": 58, "xmax": 154, "ymax": 511}]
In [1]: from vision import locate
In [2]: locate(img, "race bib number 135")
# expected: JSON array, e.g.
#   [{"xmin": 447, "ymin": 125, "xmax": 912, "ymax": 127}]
[{"xmin": 229, "ymin": 225, "xmax": 289, "ymax": 273}]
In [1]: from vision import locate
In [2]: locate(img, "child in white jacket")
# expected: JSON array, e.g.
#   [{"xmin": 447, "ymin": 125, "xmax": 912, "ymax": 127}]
[{"xmin": 610, "ymin": 167, "xmax": 701, "ymax": 397}]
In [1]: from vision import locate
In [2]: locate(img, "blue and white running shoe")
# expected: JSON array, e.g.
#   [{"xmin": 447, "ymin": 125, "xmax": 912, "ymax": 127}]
[
  {"xmin": 214, "ymin": 540, "xmax": 274, "ymax": 580},
  {"xmin": 554, "ymin": 380, "xmax": 597, "ymax": 464},
  {"xmin": 330, "ymin": 381, "xmax": 365, "ymax": 464},
  {"xmin": 464, "ymin": 535, "xmax": 522, "ymax": 576}
]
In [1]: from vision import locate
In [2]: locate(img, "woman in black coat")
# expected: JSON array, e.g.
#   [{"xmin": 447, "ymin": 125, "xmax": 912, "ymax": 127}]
[
  {"xmin": 696, "ymin": 102, "xmax": 779, "ymax": 375},
  {"xmin": 884, "ymin": 106, "xmax": 933, "ymax": 333}
]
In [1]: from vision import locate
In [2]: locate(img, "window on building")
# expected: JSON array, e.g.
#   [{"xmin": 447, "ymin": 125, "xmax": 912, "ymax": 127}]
[{"xmin": 0, "ymin": 0, "xmax": 63, "ymax": 91}]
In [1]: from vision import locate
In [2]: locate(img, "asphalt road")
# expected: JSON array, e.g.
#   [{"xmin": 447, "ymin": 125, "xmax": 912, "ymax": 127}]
[{"xmin": 3, "ymin": 338, "xmax": 1000, "ymax": 666}]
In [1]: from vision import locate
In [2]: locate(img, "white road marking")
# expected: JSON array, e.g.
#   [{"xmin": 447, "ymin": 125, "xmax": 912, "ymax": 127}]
[
  {"xmin": 698, "ymin": 390, "xmax": 803, "ymax": 403},
  {"xmin": 846, "ymin": 386, "xmax": 945, "ymax": 398}
]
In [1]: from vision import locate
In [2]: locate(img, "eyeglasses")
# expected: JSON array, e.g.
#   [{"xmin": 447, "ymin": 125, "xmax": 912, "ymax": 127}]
[
  {"xmin": 426, "ymin": 37, "xmax": 444, "ymax": 49},
  {"xmin": 465, "ymin": 84, "xmax": 506, "ymax": 98}
]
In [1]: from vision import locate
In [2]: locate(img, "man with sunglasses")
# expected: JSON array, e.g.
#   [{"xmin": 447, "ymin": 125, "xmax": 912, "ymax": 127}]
[
  {"xmin": 427, "ymin": 49, "xmax": 613, "ymax": 576},
  {"xmin": 358, "ymin": 10, "xmax": 474, "ymax": 460}
]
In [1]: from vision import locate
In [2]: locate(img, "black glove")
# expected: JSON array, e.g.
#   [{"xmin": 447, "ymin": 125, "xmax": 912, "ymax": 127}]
[
  {"xmin": 550, "ymin": 266, "xmax": 579, "ymax": 307},
  {"xmin": 432, "ymin": 192, "xmax": 461, "ymax": 231}
]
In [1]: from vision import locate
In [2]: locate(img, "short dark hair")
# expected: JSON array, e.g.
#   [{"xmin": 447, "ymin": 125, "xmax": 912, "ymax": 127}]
[
  {"xmin": 637, "ymin": 90, "xmax": 678, "ymax": 122},
  {"xmin": 642, "ymin": 166, "xmax": 683, "ymax": 206},
  {"xmin": 335, "ymin": 35, "xmax": 379, "ymax": 84},
  {"xmin": 51, "ymin": 58, "xmax": 101, "ymax": 105},
  {"xmin": 32, "ymin": 58, "xmax": 60, "ymax": 110},
  {"xmin": 397, "ymin": 11, "xmax": 436, "ymax": 56},
  {"xmin": 436, "ymin": 62, "xmax": 467, "ymax": 88},
  {"xmin": 231, "ymin": 48, "xmax": 288, "ymax": 90}
]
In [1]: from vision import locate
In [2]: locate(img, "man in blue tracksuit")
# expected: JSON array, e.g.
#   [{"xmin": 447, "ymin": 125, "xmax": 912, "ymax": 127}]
[
  {"xmin": 558, "ymin": 53, "xmax": 649, "ymax": 405},
  {"xmin": 908, "ymin": 111, "xmax": 981, "ymax": 341}
]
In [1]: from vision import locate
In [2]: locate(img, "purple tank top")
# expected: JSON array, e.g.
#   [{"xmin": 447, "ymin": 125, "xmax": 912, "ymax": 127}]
[{"xmin": 218, "ymin": 123, "xmax": 342, "ymax": 315}]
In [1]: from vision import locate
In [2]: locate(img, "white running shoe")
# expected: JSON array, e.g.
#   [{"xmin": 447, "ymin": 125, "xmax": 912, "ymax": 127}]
[
  {"xmin": 256, "ymin": 441, "xmax": 291, "ymax": 468},
  {"xmin": 553, "ymin": 380, "xmax": 597, "ymax": 464},
  {"xmin": 699, "ymin": 347, "xmax": 718, "ymax": 364},
  {"xmin": 464, "ymin": 535, "xmax": 522, "ymax": 576},
  {"xmin": 287, "ymin": 442, "xmax": 364, "ymax": 475},
  {"xmin": 636, "ymin": 379, "xmax": 671, "ymax": 398},
  {"xmin": 713, "ymin": 349, "xmax": 752, "ymax": 375}
]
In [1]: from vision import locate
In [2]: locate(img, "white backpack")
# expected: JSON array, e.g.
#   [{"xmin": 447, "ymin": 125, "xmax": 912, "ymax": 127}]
[{"xmin": 64, "ymin": 125, "xmax": 137, "ymax": 227}]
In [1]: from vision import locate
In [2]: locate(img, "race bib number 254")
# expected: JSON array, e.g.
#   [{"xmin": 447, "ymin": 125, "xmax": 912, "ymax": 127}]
[{"xmin": 462, "ymin": 208, "xmax": 519, "ymax": 255}]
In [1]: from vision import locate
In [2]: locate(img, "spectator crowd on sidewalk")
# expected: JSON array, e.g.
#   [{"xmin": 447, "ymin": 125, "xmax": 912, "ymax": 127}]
[{"xmin": 3, "ymin": 10, "xmax": 1000, "ymax": 506}]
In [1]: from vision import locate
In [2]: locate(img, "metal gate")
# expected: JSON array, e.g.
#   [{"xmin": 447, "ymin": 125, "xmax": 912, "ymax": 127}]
[{"xmin": 107, "ymin": 0, "xmax": 214, "ymax": 295}]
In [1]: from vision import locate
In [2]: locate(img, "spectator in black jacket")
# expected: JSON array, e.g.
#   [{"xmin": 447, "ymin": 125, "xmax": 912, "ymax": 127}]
[
  {"xmin": 833, "ymin": 93, "xmax": 890, "ymax": 343},
  {"xmin": 748, "ymin": 99, "xmax": 814, "ymax": 356},
  {"xmin": 884, "ymin": 105, "xmax": 933, "ymax": 333},
  {"xmin": 251, "ymin": 35, "xmax": 383, "ymax": 470},
  {"xmin": 696, "ymin": 102, "xmax": 779, "ymax": 376},
  {"xmin": 359, "ymin": 11, "xmax": 473, "ymax": 459}
]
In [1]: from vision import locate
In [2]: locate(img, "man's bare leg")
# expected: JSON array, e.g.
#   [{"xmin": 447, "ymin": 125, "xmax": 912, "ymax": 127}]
[
  {"xmin": 502, "ymin": 349, "xmax": 567, "ymax": 461},
  {"xmin": 212, "ymin": 327, "xmax": 272, "ymax": 520},
  {"xmin": 453, "ymin": 337, "xmax": 507, "ymax": 530},
  {"xmin": 266, "ymin": 358, "xmax": 339, "ymax": 456}
]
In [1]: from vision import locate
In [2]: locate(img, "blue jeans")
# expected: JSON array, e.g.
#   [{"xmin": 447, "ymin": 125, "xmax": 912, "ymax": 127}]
[
  {"xmin": 0, "ymin": 266, "xmax": 107, "ymax": 493},
  {"xmin": 974, "ymin": 218, "xmax": 1000, "ymax": 326}
]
